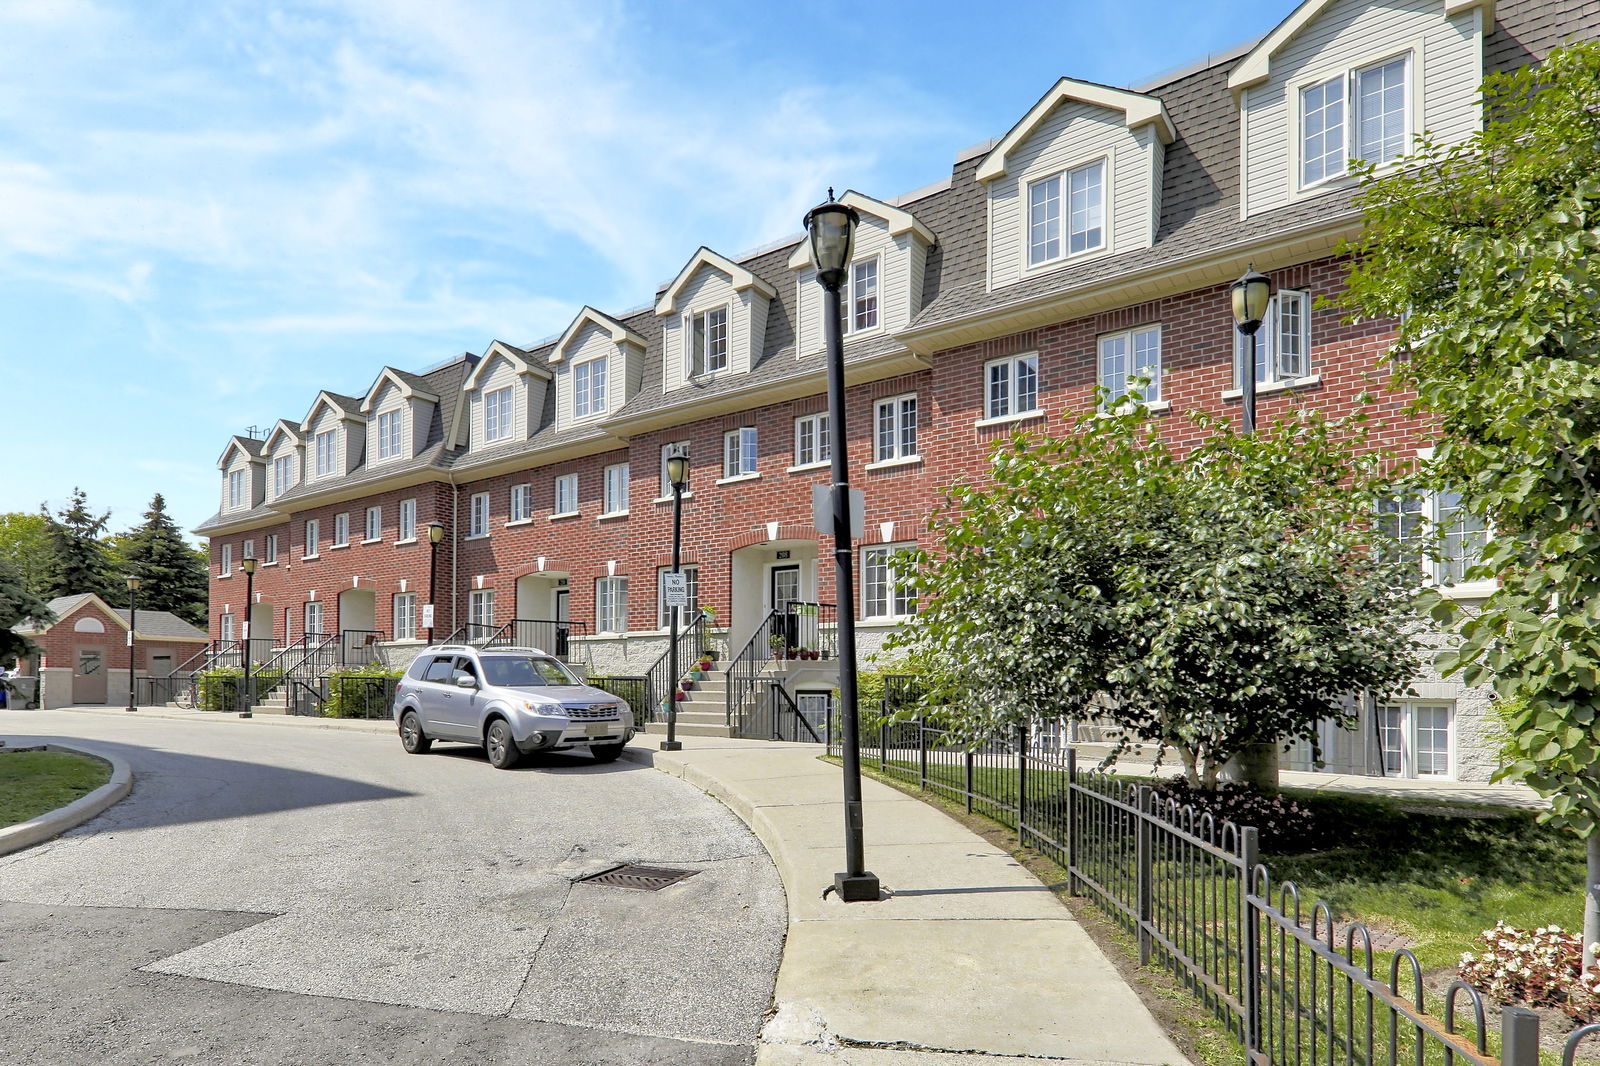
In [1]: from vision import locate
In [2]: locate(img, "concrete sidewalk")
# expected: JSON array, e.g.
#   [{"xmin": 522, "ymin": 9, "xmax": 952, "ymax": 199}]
[{"xmin": 628, "ymin": 734, "xmax": 1192, "ymax": 1066}]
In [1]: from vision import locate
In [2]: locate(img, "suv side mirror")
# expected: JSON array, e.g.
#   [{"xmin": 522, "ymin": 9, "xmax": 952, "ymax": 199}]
[{"xmin": 455, "ymin": 675, "xmax": 478, "ymax": 689}]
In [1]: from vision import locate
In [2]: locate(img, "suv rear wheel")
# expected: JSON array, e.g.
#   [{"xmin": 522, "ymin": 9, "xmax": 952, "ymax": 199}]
[{"xmin": 485, "ymin": 718, "xmax": 521, "ymax": 769}]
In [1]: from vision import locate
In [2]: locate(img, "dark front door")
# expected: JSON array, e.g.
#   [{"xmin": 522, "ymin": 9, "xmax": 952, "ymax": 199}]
[{"xmin": 771, "ymin": 566, "xmax": 800, "ymax": 652}]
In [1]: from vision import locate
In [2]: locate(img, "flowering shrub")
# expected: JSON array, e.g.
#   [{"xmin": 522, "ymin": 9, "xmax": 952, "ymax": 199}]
[
  {"xmin": 1458, "ymin": 921, "xmax": 1600, "ymax": 1022},
  {"xmin": 1152, "ymin": 780, "xmax": 1314, "ymax": 849}
]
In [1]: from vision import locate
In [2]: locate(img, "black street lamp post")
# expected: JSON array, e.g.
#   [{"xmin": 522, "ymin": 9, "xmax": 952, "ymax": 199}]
[
  {"xmin": 662, "ymin": 446, "xmax": 691, "ymax": 753},
  {"xmin": 240, "ymin": 554, "xmax": 258, "ymax": 718},
  {"xmin": 804, "ymin": 191, "xmax": 880, "ymax": 903},
  {"xmin": 427, "ymin": 522, "xmax": 446, "ymax": 642},
  {"xmin": 125, "ymin": 575, "xmax": 141, "ymax": 713},
  {"xmin": 1230, "ymin": 264, "xmax": 1273, "ymax": 434}
]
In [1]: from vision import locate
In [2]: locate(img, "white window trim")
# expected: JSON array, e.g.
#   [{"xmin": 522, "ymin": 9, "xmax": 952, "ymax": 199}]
[
  {"xmin": 1376, "ymin": 700, "xmax": 1455, "ymax": 780},
  {"xmin": 603, "ymin": 463, "xmax": 630, "ymax": 516},
  {"xmin": 984, "ymin": 351, "xmax": 1042, "ymax": 422},
  {"xmin": 656, "ymin": 564, "xmax": 700, "ymax": 630},
  {"xmin": 794, "ymin": 411, "xmax": 831, "ymax": 469},
  {"xmin": 1022, "ymin": 155, "xmax": 1111, "ymax": 275},
  {"xmin": 482, "ymin": 385, "xmax": 515, "ymax": 444},
  {"xmin": 864, "ymin": 455, "xmax": 924, "ymax": 472},
  {"xmin": 974, "ymin": 410, "xmax": 1047, "ymax": 430},
  {"xmin": 844, "ymin": 255, "xmax": 883, "ymax": 337},
  {"xmin": 595, "ymin": 576, "xmax": 629, "ymax": 635},
  {"xmin": 332, "ymin": 513, "xmax": 350, "ymax": 548},
  {"xmin": 1098, "ymin": 324, "xmax": 1164, "ymax": 407},
  {"xmin": 723, "ymin": 426, "xmax": 759, "ymax": 480},
  {"xmin": 467, "ymin": 492, "xmax": 491, "ymax": 539},
  {"xmin": 686, "ymin": 304, "xmax": 732, "ymax": 379},
  {"xmin": 651, "ymin": 492, "xmax": 696, "ymax": 504},
  {"xmin": 871, "ymin": 393, "xmax": 919, "ymax": 465},
  {"xmin": 397, "ymin": 499, "xmax": 417, "ymax": 544},
  {"xmin": 375, "ymin": 409, "xmax": 404, "ymax": 462},
  {"xmin": 861, "ymin": 541, "xmax": 917, "ymax": 622},
  {"xmin": 573, "ymin": 356, "xmax": 609, "ymax": 420},
  {"xmin": 313, "ymin": 429, "xmax": 339, "ymax": 479},
  {"xmin": 1292, "ymin": 46, "xmax": 1419, "ymax": 195},
  {"xmin": 787, "ymin": 460, "xmax": 831, "ymax": 474}
]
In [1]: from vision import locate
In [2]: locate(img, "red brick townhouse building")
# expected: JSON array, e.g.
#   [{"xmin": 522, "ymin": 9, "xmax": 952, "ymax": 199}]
[{"xmin": 195, "ymin": 0, "xmax": 1597, "ymax": 781}]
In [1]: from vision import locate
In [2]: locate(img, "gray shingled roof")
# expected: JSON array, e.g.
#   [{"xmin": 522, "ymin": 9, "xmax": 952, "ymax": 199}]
[{"xmin": 25, "ymin": 595, "xmax": 208, "ymax": 641}]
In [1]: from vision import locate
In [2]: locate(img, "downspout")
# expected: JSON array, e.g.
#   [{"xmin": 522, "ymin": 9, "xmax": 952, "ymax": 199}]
[{"xmin": 446, "ymin": 472, "xmax": 460, "ymax": 637}]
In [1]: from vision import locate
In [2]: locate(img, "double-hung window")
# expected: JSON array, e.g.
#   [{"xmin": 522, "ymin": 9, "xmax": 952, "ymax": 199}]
[
  {"xmin": 469, "ymin": 589, "xmax": 495, "ymax": 629},
  {"xmin": 314, "ymin": 430, "xmax": 337, "ymax": 478},
  {"xmin": 1027, "ymin": 159, "xmax": 1105, "ymax": 267},
  {"xmin": 304, "ymin": 519, "xmax": 320, "ymax": 557},
  {"xmin": 873, "ymin": 395, "xmax": 918, "ymax": 463},
  {"xmin": 333, "ymin": 512, "xmax": 350, "ymax": 547},
  {"xmin": 220, "ymin": 613, "xmax": 235, "ymax": 641},
  {"xmin": 794, "ymin": 412, "xmax": 830, "ymax": 467},
  {"xmin": 986, "ymin": 354, "xmax": 1040, "ymax": 420},
  {"xmin": 272, "ymin": 456, "xmax": 293, "ymax": 497},
  {"xmin": 393, "ymin": 593, "xmax": 417, "ymax": 641},
  {"xmin": 242, "ymin": 539, "xmax": 254, "ymax": 565},
  {"xmin": 1098, "ymin": 326, "xmax": 1163, "ymax": 405},
  {"xmin": 657, "ymin": 565, "xmax": 700, "ymax": 628},
  {"xmin": 483, "ymin": 386, "xmax": 513, "ymax": 443},
  {"xmin": 554, "ymin": 474, "xmax": 578, "ymax": 515},
  {"xmin": 574, "ymin": 357, "xmax": 607, "ymax": 418},
  {"xmin": 263, "ymin": 534, "xmax": 278, "ymax": 565},
  {"xmin": 219, "ymin": 543, "xmax": 233, "ymax": 576},
  {"xmin": 227, "ymin": 470, "xmax": 245, "ymax": 509},
  {"xmin": 1377, "ymin": 489, "xmax": 1488, "ymax": 586},
  {"xmin": 364, "ymin": 506, "xmax": 381, "ymax": 542},
  {"xmin": 596, "ymin": 576, "xmax": 628, "ymax": 634},
  {"xmin": 509, "ymin": 483, "xmax": 532, "ymax": 522},
  {"xmin": 398, "ymin": 499, "xmax": 416, "ymax": 541},
  {"xmin": 376, "ymin": 410, "xmax": 403, "ymax": 460},
  {"xmin": 690, "ymin": 307, "xmax": 729, "ymax": 375},
  {"xmin": 723, "ymin": 427, "xmax": 758, "ymax": 478},
  {"xmin": 862, "ymin": 543, "xmax": 916, "ymax": 620},
  {"xmin": 660, "ymin": 441, "xmax": 690, "ymax": 497},
  {"xmin": 304, "ymin": 601, "xmax": 324, "ymax": 637},
  {"xmin": 1235, "ymin": 290, "xmax": 1312, "ymax": 386},
  {"xmin": 1300, "ymin": 54, "xmax": 1409, "ymax": 187},
  {"xmin": 1377, "ymin": 701, "xmax": 1453, "ymax": 778},
  {"xmin": 603, "ymin": 463, "xmax": 630, "ymax": 514},
  {"xmin": 469, "ymin": 492, "xmax": 490, "ymax": 537},
  {"xmin": 848, "ymin": 258, "xmax": 879, "ymax": 332}
]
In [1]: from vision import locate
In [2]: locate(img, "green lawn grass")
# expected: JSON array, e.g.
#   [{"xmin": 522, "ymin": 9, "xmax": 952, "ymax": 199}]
[{"xmin": 0, "ymin": 751, "xmax": 111, "ymax": 828}]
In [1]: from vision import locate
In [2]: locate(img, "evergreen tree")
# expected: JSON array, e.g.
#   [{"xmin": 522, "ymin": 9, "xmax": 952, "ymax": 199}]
[
  {"xmin": 120, "ymin": 493, "xmax": 209, "ymax": 625},
  {"xmin": 40, "ymin": 488, "xmax": 119, "ymax": 601},
  {"xmin": 0, "ymin": 555, "xmax": 54, "ymax": 664}
]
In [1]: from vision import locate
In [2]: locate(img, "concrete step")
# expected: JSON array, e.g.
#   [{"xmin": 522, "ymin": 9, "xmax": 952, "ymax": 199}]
[{"xmin": 644, "ymin": 721, "xmax": 733, "ymax": 738}]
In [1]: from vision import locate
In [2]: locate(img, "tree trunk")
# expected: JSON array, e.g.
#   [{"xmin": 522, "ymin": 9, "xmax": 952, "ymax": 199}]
[
  {"xmin": 1586, "ymin": 833, "xmax": 1599, "ymax": 973},
  {"xmin": 1223, "ymin": 742, "xmax": 1281, "ymax": 791}
]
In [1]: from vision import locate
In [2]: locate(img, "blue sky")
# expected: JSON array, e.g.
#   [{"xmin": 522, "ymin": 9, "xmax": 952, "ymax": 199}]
[{"xmin": 0, "ymin": 0, "xmax": 1298, "ymax": 539}]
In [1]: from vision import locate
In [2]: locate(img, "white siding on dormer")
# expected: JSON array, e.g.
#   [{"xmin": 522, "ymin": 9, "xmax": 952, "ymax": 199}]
[
  {"xmin": 987, "ymin": 101, "xmax": 1162, "ymax": 291},
  {"xmin": 221, "ymin": 452, "xmax": 262, "ymax": 512},
  {"xmin": 1240, "ymin": 0, "xmax": 1482, "ymax": 218},
  {"xmin": 306, "ymin": 408, "xmax": 346, "ymax": 481},
  {"xmin": 468, "ymin": 355, "xmax": 524, "ymax": 448},
  {"xmin": 662, "ymin": 263, "xmax": 770, "ymax": 389},
  {"xmin": 794, "ymin": 214, "xmax": 927, "ymax": 357},
  {"xmin": 264, "ymin": 438, "xmax": 302, "ymax": 500},
  {"xmin": 367, "ymin": 383, "xmax": 406, "ymax": 465},
  {"xmin": 406, "ymin": 395, "xmax": 433, "ymax": 454},
  {"xmin": 558, "ymin": 323, "xmax": 619, "ymax": 427}
]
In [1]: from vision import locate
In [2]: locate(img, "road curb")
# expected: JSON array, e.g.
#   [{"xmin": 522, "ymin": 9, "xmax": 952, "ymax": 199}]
[{"xmin": 0, "ymin": 742, "xmax": 133, "ymax": 856}]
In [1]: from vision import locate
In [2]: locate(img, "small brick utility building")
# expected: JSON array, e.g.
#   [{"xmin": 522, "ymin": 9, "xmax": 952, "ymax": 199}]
[{"xmin": 13, "ymin": 594, "xmax": 208, "ymax": 709}]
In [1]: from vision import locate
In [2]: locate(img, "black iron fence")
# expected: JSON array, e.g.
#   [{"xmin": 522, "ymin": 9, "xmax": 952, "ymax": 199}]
[
  {"xmin": 741, "ymin": 680, "xmax": 823, "ymax": 743},
  {"xmin": 589, "ymin": 675, "xmax": 649, "ymax": 723},
  {"xmin": 643, "ymin": 613, "xmax": 706, "ymax": 724},
  {"xmin": 321, "ymin": 674, "xmax": 399, "ymax": 719},
  {"xmin": 441, "ymin": 618, "xmax": 591, "ymax": 664},
  {"xmin": 832, "ymin": 717, "xmax": 1592, "ymax": 1066}
]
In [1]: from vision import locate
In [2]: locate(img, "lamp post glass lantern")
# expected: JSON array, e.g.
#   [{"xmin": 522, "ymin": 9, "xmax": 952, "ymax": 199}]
[
  {"xmin": 1231, "ymin": 264, "xmax": 1272, "ymax": 434},
  {"xmin": 239, "ymin": 555, "xmax": 258, "ymax": 717},
  {"xmin": 427, "ymin": 522, "xmax": 446, "ymax": 642},
  {"xmin": 662, "ymin": 446, "xmax": 691, "ymax": 753},
  {"xmin": 804, "ymin": 190, "xmax": 879, "ymax": 903},
  {"xmin": 124, "ymin": 575, "xmax": 141, "ymax": 712}
]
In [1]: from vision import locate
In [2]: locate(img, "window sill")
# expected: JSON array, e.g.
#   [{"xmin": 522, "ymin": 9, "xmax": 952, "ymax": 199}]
[
  {"xmin": 715, "ymin": 473, "xmax": 761, "ymax": 486},
  {"xmin": 1021, "ymin": 242, "xmax": 1108, "ymax": 278},
  {"xmin": 328, "ymin": 543, "xmax": 350, "ymax": 551},
  {"xmin": 505, "ymin": 518, "xmax": 533, "ymax": 528},
  {"xmin": 1222, "ymin": 374, "xmax": 1321, "ymax": 400},
  {"xmin": 360, "ymin": 538, "xmax": 382, "ymax": 545},
  {"xmin": 858, "ymin": 616, "xmax": 914, "ymax": 627},
  {"xmin": 865, "ymin": 455, "xmax": 923, "ymax": 472},
  {"xmin": 549, "ymin": 511, "xmax": 581, "ymax": 521},
  {"xmin": 1437, "ymin": 579, "xmax": 1497, "ymax": 600},
  {"xmin": 974, "ymin": 410, "xmax": 1044, "ymax": 430},
  {"xmin": 464, "ymin": 533, "xmax": 491, "ymax": 541},
  {"xmin": 302, "ymin": 554, "xmax": 320, "ymax": 562},
  {"xmin": 652, "ymin": 492, "xmax": 696, "ymax": 504},
  {"xmin": 218, "ymin": 572, "xmax": 233, "ymax": 579},
  {"xmin": 1097, "ymin": 399, "xmax": 1171, "ymax": 418},
  {"xmin": 394, "ymin": 538, "xmax": 418, "ymax": 546},
  {"xmin": 597, "ymin": 510, "xmax": 630, "ymax": 521},
  {"xmin": 261, "ymin": 561, "xmax": 279, "ymax": 568},
  {"xmin": 786, "ymin": 460, "xmax": 830, "ymax": 474}
]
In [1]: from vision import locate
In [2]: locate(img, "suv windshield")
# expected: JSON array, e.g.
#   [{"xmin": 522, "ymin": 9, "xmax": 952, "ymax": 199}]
[{"xmin": 480, "ymin": 655, "xmax": 581, "ymax": 688}]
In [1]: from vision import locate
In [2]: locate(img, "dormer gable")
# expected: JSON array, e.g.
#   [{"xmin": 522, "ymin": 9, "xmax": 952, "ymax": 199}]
[
  {"xmin": 261, "ymin": 419, "xmax": 304, "ymax": 500},
  {"xmin": 299, "ymin": 391, "xmax": 364, "ymax": 481},
  {"xmin": 789, "ymin": 190, "xmax": 938, "ymax": 358},
  {"xmin": 462, "ymin": 340, "xmax": 552, "ymax": 449},
  {"xmin": 979, "ymin": 78, "xmax": 1174, "ymax": 291},
  {"xmin": 1230, "ymin": 0, "xmax": 1490, "ymax": 218},
  {"xmin": 655, "ymin": 248, "xmax": 776, "ymax": 390},
  {"xmin": 216, "ymin": 436, "xmax": 265, "ymax": 513},
  {"xmin": 361, "ymin": 367, "xmax": 441, "ymax": 464},
  {"xmin": 551, "ymin": 308, "xmax": 646, "ymax": 427}
]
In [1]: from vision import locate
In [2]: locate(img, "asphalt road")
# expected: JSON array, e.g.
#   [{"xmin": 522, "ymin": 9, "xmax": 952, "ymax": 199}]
[{"xmin": 0, "ymin": 710, "xmax": 786, "ymax": 1066}]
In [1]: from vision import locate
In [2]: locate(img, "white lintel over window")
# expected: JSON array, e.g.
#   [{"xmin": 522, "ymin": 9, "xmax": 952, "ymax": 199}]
[
  {"xmin": 551, "ymin": 306, "xmax": 646, "ymax": 427},
  {"xmin": 788, "ymin": 190, "xmax": 936, "ymax": 358},
  {"xmin": 656, "ymin": 247, "xmax": 777, "ymax": 390},
  {"xmin": 460, "ymin": 340, "xmax": 551, "ymax": 451},
  {"xmin": 1229, "ymin": 0, "xmax": 1490, "ymax": 218},
  {"xmin": 977, "ymin": 78, "xmax": 1174, "ymax": 291}
]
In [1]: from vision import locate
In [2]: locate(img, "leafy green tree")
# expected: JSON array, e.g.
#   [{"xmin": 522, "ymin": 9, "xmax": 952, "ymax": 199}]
[
  {"xmin": 0, "ymin": 512, "xmax": 52, "ymax": 599},
  {"xmin": 119, "ymin": 493, "xmax": 208, "ymax": 625},
  {"xmin": 39, "ymin": 488, "xmax": 119, "ymax": 601},
  {"xmin": 0, "ymin": 555, "xmax": 54, "ymax": 664},
  {"xmin": 886, "ymin": 403, "xmax": 1421, "ymax": 789},
  {"xmin": 1340, "ymin": 42, "xmax": 1600, "ymax": 967}
]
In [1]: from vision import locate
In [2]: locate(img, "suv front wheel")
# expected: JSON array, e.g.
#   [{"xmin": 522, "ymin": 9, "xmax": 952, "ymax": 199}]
[
  {"xmin": 399, "ymin": 711, "xmax": 432, "ymax": 754},
  {"xmin": 485, "ymin": 719, "xmax": 521, "ymax": 770}
]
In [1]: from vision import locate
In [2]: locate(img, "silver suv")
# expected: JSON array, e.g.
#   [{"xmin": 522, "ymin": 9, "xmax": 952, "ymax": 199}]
[{"xmin": 393, "ymin": 645, "xmax": 634, "ymax": 769}]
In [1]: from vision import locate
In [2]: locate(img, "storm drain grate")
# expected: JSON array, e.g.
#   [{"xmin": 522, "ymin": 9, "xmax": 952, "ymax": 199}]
[{"xmin": 577, "ymin": 864, "xmax": 699, "ymax": 891}]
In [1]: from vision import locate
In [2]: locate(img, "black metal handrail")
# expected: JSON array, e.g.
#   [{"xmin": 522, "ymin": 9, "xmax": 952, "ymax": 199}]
[
  {"xmin": 643, "ymin": 613, "xmax": 706, "ymax": 723},
  {"xmin": 751, "ymin": 680, "xmax": 824, "ymax": 743},
  {"xmin": 340, "ymin": 628, "xmax": 387, "ymax": 667},
  {"xmin": 250, "ymin": 635, "xmax": 311, "ymax": 696},
  {"xmin": 280, "ymin": 632, "xmax": 340, "ymax": 713},
  {"xmin": 775, "ymin": 602, "xmax": 838, "ymax": 660},
  {"xmin": 725, "ymin": 609, "xmax": 782, "ymax": 732}
]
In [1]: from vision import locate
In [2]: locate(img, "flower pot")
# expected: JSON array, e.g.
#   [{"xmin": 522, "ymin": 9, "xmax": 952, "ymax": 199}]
[
  {"xmin": 680, "ymin": 678, "xmax": 695, "ymax": 690},
  {"xmin": 674, "ymin": 691, "xmax": 688, "ymax": 702}
]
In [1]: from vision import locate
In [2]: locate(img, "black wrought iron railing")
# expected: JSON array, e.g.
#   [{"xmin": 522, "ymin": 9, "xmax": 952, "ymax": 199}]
[
  {"xmin": 320, "ymin": 674, "xmax": 399, "ymax": 719},
  {"xmin": 745, "ymin": 680, "xmax": 823, "ymax": 743},
  {"xmin": 724, "ymin": 609, "xmax": 782, "ymax": 731},
  {"xmin": 440, "ymin": 618, "xmax": 590, "ymax": 664},
  {"xmin": 250, "ymin": 635, "xmax": 311, "ymax": 697},
  {"xmin": 773, "ymin": 602, "xmax": 837, "ymax": 660},
  {"xmin": 589, "ymin": 675, "xmax": 649, "ymax": 723},
  {"xmin": 643, "ymin": 613, "xmax": 706, "ymax": 723},
  {"xmin": 340, "ymin": 628, "xmax": 387, "ymax": 667},
  {"xmin": 282, "ymin": 632, "xmax": 340, "ymax": 714}
]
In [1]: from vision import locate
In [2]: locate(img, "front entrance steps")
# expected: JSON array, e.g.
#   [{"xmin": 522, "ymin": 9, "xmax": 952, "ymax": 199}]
[{"xmin": 645, "ymin": 660, "xmax": 734, "ymax": 738}]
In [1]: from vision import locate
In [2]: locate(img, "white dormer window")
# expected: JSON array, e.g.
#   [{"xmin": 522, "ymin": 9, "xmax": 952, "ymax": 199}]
[
  {"xmin": 574, "ymin": 357, "xmax": 607, "ymax": 418},
  {"xmin": 1027, "ymin": 158, "xmax": 1104, "ymax": 268},
  {"xmin": 847, "ymin": 258, "xmax": 879, "ymax": 333},
  {"xmin": 690, "ymin": 308, "xmax": 729, "ymax": 375},
  {"xmin": 1234, "ymin": 290, "xmax": 1312, "ymax": 385},
  {"xmin": 314, "ymin": 430, "xmax": 337, "ymax": 478},
  {"xmin": 227, "ymin": 470, "xmax": 246, "ymax": 509},
  {"xmin": 1300, "ymin": 53, "xmax": 1409, "ymax": 188},
  {"xmin": 986, "ymin": 354, "xmax": 1040, "ymax": 420},
  {"xmin": 376, "ymin": 410, "xmax": 402, "ymax": 461},
  {"xmin": 484, "ymin": 386, "xmax": 513, "ymax": 442},
  {"xmin": 272, "ymin": 456, "xmax": 294, "ymax": 497}
]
